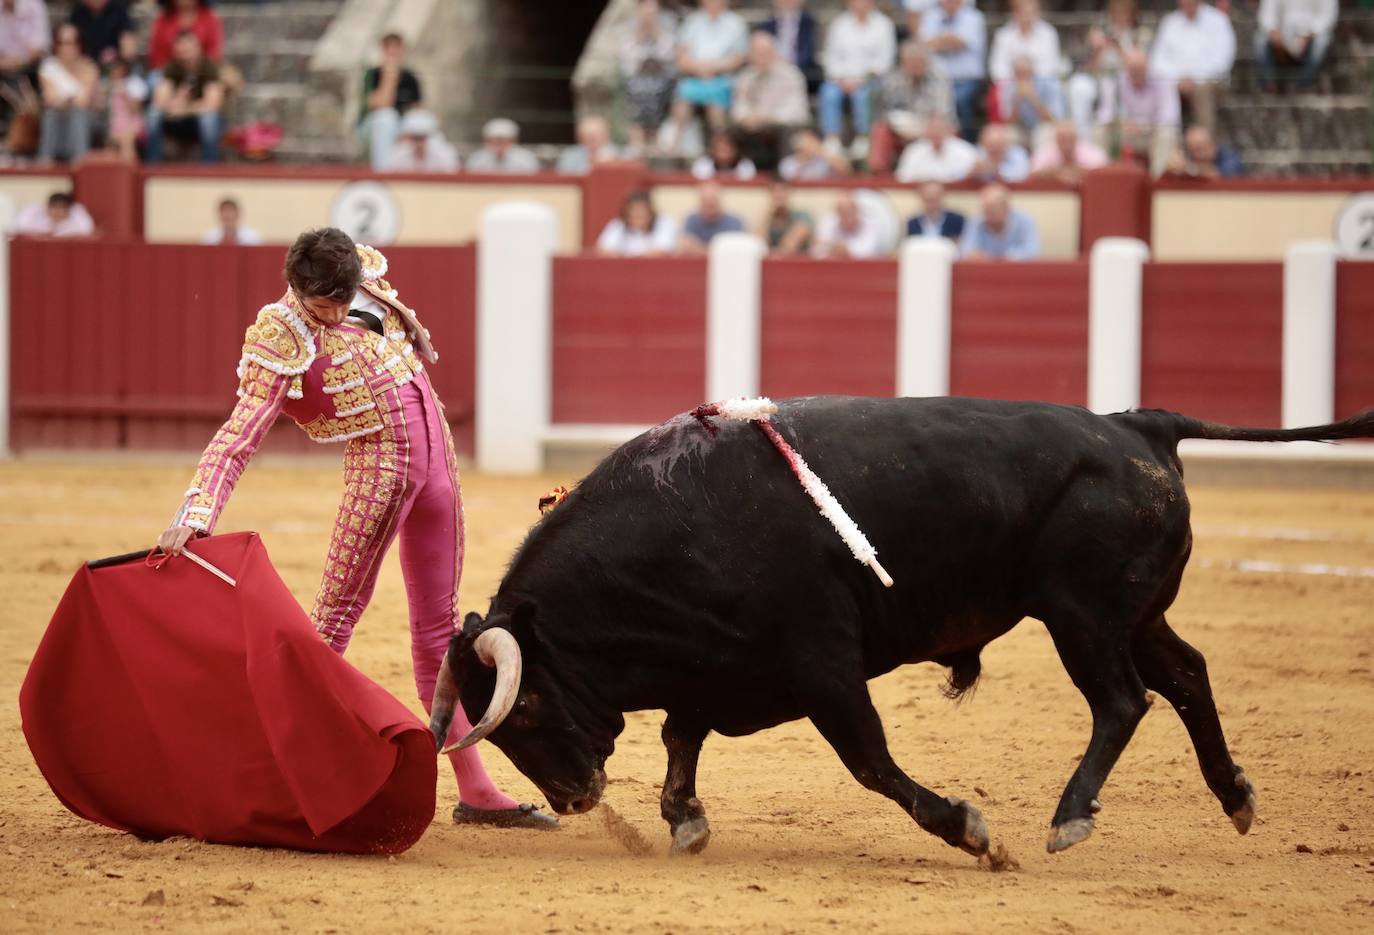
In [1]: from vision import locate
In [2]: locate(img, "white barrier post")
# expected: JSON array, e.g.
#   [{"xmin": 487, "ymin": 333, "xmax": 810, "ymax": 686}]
[
  {"xmin": 0, "ymin": 194, "xmax": 13, "ymax": 459},
  {"xmin": 706, "ymin": 232, "xmax": 765, "ymax": 402},
  {"xmin": 476, "ymin": 202, "xmax": 557, "ymax": 475},
  {"xmin": 896, "ymin": 237, "xmax": 956, "ymax": 397},
  {"xmin": 1088, "ymin": 237, "xmax": 1149, "ymax": 414},
  {"xmin": 1282, "ymin": 241, "xmax": 1337, "ymax": 428}
]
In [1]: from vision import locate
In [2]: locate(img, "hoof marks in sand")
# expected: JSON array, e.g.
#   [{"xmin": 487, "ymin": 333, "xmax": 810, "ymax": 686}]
[
  {"xmin": 670, "ymin": 817, "xmax": 710, "ymax": 856},
  {"xmin": 1229, "ymin": 772, "xmax": 1257, "ymax": 835},
  {"xmin": 1046, "ymin": 817, "xmax": 1095, "ymax": 854},
  {"xmin": 946, "ymin": 796, "xmax": 990, "ymax": 856}
]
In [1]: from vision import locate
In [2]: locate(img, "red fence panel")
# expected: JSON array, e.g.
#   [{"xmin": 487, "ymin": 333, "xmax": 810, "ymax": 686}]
[
  {"xmin": 950, "ymin": 261, "xmax": 1089, "ymax": 405},
  {"xmin": 760, "ymin": 258, "xmax": 898, "ymax": 399},
  {"xmin": 9, "ymin": 241, "xmax": 477, "ymax": 454},
  {"xmin": 550, "ymin": 256, "xmax": 707, "ymax": 425},
  {"xmin": 1140, "ymin": 263, "xmax": 1282, "ymax": 425},
  {"xmin": 1336, "ymin": 262, "xmax": 1374, "ymax": 421}
]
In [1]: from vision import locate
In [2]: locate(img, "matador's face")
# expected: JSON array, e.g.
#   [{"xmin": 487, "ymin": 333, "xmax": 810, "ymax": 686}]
[{"xmin": 298, "ymin": 294, "xmax": 350, "ymax": 326}]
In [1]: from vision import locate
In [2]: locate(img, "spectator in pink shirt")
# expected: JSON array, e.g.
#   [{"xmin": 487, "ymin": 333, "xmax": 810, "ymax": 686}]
[
  {"xmin": 1030, "ymin": 121, "xmax": 1107, "ymax": 184},
  {"xmin": 0, "ymin": 0, "xmax": 50, "ymax": 135}
]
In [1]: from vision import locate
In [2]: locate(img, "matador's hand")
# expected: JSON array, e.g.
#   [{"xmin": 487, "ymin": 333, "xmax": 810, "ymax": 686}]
[{"xmin": 157, "ymin": 525, "xmax": 197, "ymax": 556}]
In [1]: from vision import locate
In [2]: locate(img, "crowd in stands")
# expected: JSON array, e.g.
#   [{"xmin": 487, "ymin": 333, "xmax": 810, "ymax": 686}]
[{"xmin": 0, "ymin": 0, "xmax": 232, "ymax": 165}]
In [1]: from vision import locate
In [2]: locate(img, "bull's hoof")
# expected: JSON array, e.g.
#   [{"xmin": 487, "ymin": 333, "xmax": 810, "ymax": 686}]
[
  {"xmin": 945, "ymin": 796, "xmax": 989, "ymax": 857},
  {"xmin": 1229, "ymin": 771, "xmax": 1257, "ymax": 835},
  {"xmin": 669, "ymin": 817, "xmax": 710, "ymax": 856},
  {"xmin": 1046, "ymin": 817, "xmax": 1095, "ymax": 854}
]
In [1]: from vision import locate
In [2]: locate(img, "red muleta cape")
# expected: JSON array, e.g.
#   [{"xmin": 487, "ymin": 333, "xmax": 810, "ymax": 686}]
[{"xmin": 19, "ymin": 532, "xmax": 437, "ymax": 854}]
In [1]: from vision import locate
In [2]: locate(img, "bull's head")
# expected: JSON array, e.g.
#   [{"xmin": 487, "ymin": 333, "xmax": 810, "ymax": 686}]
[{"xmin": 428, "ymin": 606, "xmax": 611, "ymax": 815}]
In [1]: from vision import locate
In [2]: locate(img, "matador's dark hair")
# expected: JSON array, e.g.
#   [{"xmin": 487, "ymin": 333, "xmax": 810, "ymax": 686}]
[{"xmin": 284, "ymin": 227, "xmax": 361, "ymax": 302}]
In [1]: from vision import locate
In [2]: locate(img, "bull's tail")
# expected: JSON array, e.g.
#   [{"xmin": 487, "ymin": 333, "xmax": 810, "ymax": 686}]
[{"xmin": 1159, "ymin": 408, "xmax": 1374, "ymax": 445}]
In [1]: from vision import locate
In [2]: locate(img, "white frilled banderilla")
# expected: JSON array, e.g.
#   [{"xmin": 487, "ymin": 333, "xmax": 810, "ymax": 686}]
[{"xmin": 690, "ymin": 397, "xmax": 894, "ymax": 588}]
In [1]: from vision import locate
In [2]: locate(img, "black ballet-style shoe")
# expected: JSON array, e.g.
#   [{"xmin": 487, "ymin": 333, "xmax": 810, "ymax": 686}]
[{"xmin": 451, "ymin": 802, "xmax": 560, "ymax": 830}]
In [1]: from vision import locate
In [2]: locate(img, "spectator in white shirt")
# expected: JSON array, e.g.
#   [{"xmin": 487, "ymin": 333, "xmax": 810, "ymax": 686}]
[
  {"xmin": 465, "ymin": 117, "xmax": 541, "ymax": 174},
  {"xmin": 989, "ymin": 0, "xmax": 1062, "ymax": 81},
  {"xmin": 1098, "ymin": 48, "xmax": 1179, "ymax": 176},
  {"xmin": 971, "ymin": 122, "xmax": 1030, "ymax": 182},
  {"xmin": 12, "ymin": 192, "xmax": 95, "ymax": 238},
  {"xmin": 812, "ymin": 191, "xmax": 884, "ymax": 259},
  {"xmin": 202, "ymin": 198, "xmax": 263, "ymax": 245},
  {"xmin": 662, "ymin": 0, "xmax": 748, "ymax": 156},
  {"xmin": 895, "ymin": 111, "xmax": 977, "ymax": 182},
  {"xmin": 778, "ymin": 126, "xmax": 853, "ymax": 180},
  {"xmin": 818, "ymin": 0, "xmax": 896, "ymax": 153},
  {"xmin": 1149, "ymin": 0, "xmax": 1235, "ymax": 133},
  {"xmin": 596, "ymin": 191, "xmax": 678, "ymax": 257},
  {"xmin": 386, "ymin": 108, "xmax": 459, "ymax": 173},
  {"xmin": 919, "ymin": 0, "xmax": 986, "ymax": 137},
  {"xmin": 1256, "ymin": 0, "xmax": 1336, "ymax": 91},
  {"xmin": 692, "ymin": 130, "xmax": 758, "ymax": 180}
]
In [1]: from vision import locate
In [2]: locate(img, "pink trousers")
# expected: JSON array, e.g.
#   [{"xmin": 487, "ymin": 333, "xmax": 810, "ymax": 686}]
[{"xmin": 309, "ymin": 377, "xmax": 513, "ymax": 809}]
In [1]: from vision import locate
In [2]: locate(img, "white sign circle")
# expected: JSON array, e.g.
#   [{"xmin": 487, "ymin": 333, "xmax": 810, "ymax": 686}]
[
  {"xmin": 330, "ymin": 181, "xmax": 401, "ymax": 245},
  {"xmin": 1334, "ymin": 193, "xmax": 1374, "ymax": 258}
]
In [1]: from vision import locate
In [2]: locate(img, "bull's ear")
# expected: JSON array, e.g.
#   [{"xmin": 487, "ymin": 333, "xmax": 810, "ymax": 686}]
[{"xmin": 462, "ymin": 611, "xmax": 484, "ymax": 632}]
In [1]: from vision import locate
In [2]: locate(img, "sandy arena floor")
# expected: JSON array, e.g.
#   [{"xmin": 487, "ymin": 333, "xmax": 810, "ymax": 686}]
[{"xmin": 1, "ymin": 456, "xmax": 1372, "ymax": 934}]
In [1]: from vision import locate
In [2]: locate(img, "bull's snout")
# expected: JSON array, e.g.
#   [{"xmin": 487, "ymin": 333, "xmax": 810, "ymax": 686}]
[{"xmin": 548, "ymin": 768, "xmax": 607, "ymax": 816}]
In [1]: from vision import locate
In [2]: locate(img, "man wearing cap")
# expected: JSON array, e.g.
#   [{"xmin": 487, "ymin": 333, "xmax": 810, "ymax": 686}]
[
  {"xmin": 386, "ymin": 108, "xmax": 458, "ymax": 173},
  {"xmin": 465, "ymin": 117, "xmax": 540, "ymax": 174}
]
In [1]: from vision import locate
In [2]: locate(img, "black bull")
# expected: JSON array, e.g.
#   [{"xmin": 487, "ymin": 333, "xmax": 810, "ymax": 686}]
[{"xmin": 431, "ymin": 396, "xmax": 1374, "ymax": 857}]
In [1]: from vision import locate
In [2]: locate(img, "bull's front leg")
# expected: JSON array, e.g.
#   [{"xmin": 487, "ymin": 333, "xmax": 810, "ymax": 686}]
[{"xmin": 660, "ymin": 714, "xmax": 711, "ymax": 855}]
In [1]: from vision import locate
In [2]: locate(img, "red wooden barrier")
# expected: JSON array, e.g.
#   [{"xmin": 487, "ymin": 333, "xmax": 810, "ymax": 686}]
[
  {"xmin": 950, "ymin": 261, "xmax": 1089, "ymax": 405},
  {"xmin": 1140, "ymin": 263, "xmax": 1282, "ymax": 425},
  {"xmin": 1335, "ymin": 261, "xmax": 1374, "ymax": 421},
  {"xmin": 761, "ymin": 258, "xmax": 898, "ymax": 399},
  {"xmin": 9, "ymin": 241, "xmax": 477, "ymax": 454},
  {"xmin": 550, "ymin": 255, "xmax": 707, "ymax": 424}
]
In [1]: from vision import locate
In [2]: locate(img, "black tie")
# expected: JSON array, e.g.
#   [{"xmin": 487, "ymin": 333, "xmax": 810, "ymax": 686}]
[{"xmin": 348, "ymin": 308, "xmax": 385, "ymax": 335}]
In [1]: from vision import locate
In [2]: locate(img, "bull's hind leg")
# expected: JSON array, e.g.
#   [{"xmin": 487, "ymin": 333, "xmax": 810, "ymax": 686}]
[
  {"xmin": 806, "ymin": 681, "xmax": 989, "ymax": 857},
  {"xmin": 1132, "ymin": 615, "xmax": 1257, "ymax": 833},
  {"xmin": 1043, "ymin": 614, "xmax": 1152, "ymax": 853},
  {"xmin": 660, "ymin": 715, "xmax": 712, "ymax": 855}
]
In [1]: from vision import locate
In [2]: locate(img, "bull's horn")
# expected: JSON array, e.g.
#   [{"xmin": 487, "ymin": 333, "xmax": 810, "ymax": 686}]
[
  {"xmin": 428, "ymin": 650, "xmax": 459, "ymax": 752},
  {"xmin": 439, "ymin": 628, "xmax": 522, "ymax": 754}
]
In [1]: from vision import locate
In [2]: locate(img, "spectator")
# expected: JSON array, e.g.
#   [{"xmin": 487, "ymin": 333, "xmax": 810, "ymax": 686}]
[
  {"xmin": 12, "ymin": 191, "xmax": 95, "ymax": 237},
  {"xmin": 37, "ymin": 24, "xmax": 100, "ymax": 165},
  {"xmin": 1067, "ymin": 0, "xmax": 1152, "ymax": 134},
  {"xmin": 761, "ymin": 178, "xmax": 813, "ymax": 255},
  {"xmin": 730, "ymin": 31, "xmax": 809, "ymax": 172},
  {"xmin": 680, "ymin": 181, "xmax": 744, "ymax": 254},
  {"xmin": 69, "ymin": 0, "xmax": 134, "ymax": 67},
  {"xmin": 1149, "ymin": 0, "xmax": 1235, "ymax": 134},
  {"xmin": 906, "ymin": 179, "xmax": 965, "ymax": 241},
  {"xmin": 596, "ymin": 190, "xmax": 678, "ymax": 257},
  {"xmin": 148, "ymin": 0, "xmax": 222, "ymax": 71},
  {"xmin": 961, "ymin": 183, "xmax": 1039, "ymax": 260},
  {"xmin": 917, "ymin": 0, "xmax": 986, "ymax": 138},
  {"xmin": 818, "ymin": 0, "xmax": 896, "ymax": 153},
  {"xmin": 0, "ymin": 0, "xmax": 50, "ymax": 135},
  {"xmin": 971, "ymin": 122, "xmax": 1030, "ymax": 182},
  {"xmin": 692, "ymin": 130, "xmax": 757, "ymax": 180},
  {"xmin": 1098, "ymin": 47, "xmax": 1179, "ymax": 176},
  {"xmin": 778, "ymin": 126, "xmax": 852, "ymax": 180},
  {"xmin": 759, "ymin": 0, "xmax": 820, "ymax": 92},
  {"xmin": 145, "ymin": 30, "xmax": 224, "ymax": 163},
  {"xmin": 557, "ymin": 114, "xmax": 621, "ymax": 173},
  {"xmin": 104, "ymin": 32, "xmax": 147, "ymax": 162},
  {"xmin": 1163, "ymin": 124, "xmax": 1244, "ymax": 178},
  {"xmin": 386, "ymin": 109, "xmax": 458, "ymax": 173},
  {"xmin": 1256, "ymin": 0, "xmax": 1336, "ymax": 92},
  {"xmin": 813, "ymin": 191, "xmax": 883, "ymax": 259},
  {"xmin": 894, "ymin": 112, "xmax": 977, "ymax": 183},
  {"xmin": 662, "ymin": 0, "xmax": 748, "ymax": 156},
  {"xmin": 202, "ymin": 197, "xmax": 263, "ymax": 245},
  {"xmin": 358, "ymin": 32, "xmax": 422, "ymax": 171},
  {"xmin": 464, "ymin": 117, "xmax": 540, "ymax": 174},
  {"xmin": 989, "ymin": 0, "xmax": 1061, "ymax": 81},
  {"xmin": 996, "ymin": 54, "xmax": 1066, "ymax": 148},
  {"xmin": 869, "ymin": 41, "xmax": 952, "ymax": 175},
  {"xmin": 620, "ymin": 0, "xmax": 676, "ymax": 156},
  {"xmin": 1030, "ymin": 120, "xmax": 1108, "ymax": 183}
]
